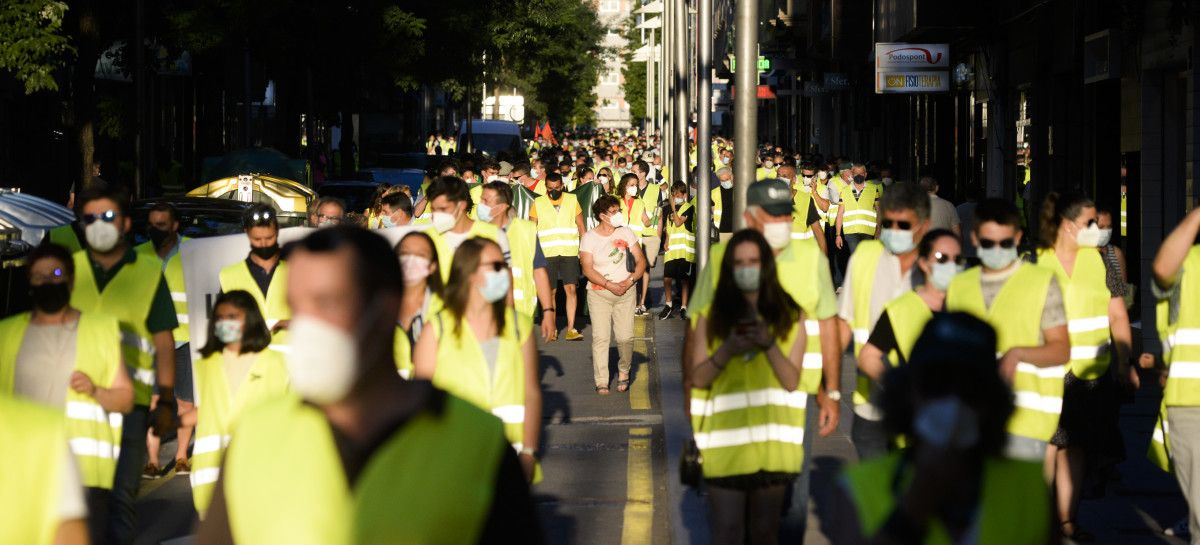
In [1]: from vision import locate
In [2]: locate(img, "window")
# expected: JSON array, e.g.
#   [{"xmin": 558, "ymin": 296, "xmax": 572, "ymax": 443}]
[
  {"xmin": 599, "ymin": 0, "xmax": 620, "ymax": 13},
  {"xmin": 602, "ymin": 70, "xmax": 620, "ymax": 85}
]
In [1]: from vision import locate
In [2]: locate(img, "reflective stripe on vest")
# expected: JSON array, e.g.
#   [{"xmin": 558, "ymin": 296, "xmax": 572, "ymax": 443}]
[
  {"xmin": 219, "ymin": 260, "xmax": 291, "ymax": 328},
  {"xmin": 506, "ymin": 218, "xmax": 539, "ymax": 317},
  {"xmin": 848, "ymin": 241, "xmax": 887, "ymax": 406},
  {"xmin": 427, "ymin": 221, "xmax": 502, "ymax": 284},
  {"xmin": 691, "ymin": 319, "xmax": 806, "ymax": 479},
  {"xmin": 71, "ymin": 250, "xmax": 160, "ymax": 405},
  {"xmin": 711, "ymin": 188, "xmax": 723, "ymax": 227},
  {"xmin": 191, "ymin": 349, "xmax": 290, "ymax": 516},
  {"xmin": 1035, "ymin": 248, "xmax": 1112, "ymax": 379},
  {"xmin": 693, "ymin": 240, "xmax": 832, "ymax": 394},
  {"xmin": 1149, "ymin": 400, "xmax": 1173, "ymax": 472},
  {"xmin": 0, "ymin": 311, "xmax": 125, "ymax": 489},
  {"xmin": 664, "ymin": 202, "xmax": 696, "ymax": 263},
  {"xmin": 533, "ymin": 194, "xmax": 581, "ymax": 258},
  {"xmin": 223, "ymin": 395, "xmax": 504, "ymax": 544},
  {"xmin": 844, "ymin": 451, "xmax": 1051, "ymax": 544},
  {"xmin": 948, "ymin": 264, "xmax": 1062, "ymax": 441},
  {"xmin": 1163, "ymin": 246, "xmax": 1200, "ymax": 407},
  {"xmin": 792, "ymin": 190, "xmax": 815, "ymax": 239},
  {"xmin": 839, "ymin": 184, "xmax": 881, "ymax": 235},
  {"xmin": 0, "ymin": 396, "xmax": 69, "ymax": 545},
  {"xmin": 1120, "ymin": 194, "xmax": 1128, "ymax": 236}
]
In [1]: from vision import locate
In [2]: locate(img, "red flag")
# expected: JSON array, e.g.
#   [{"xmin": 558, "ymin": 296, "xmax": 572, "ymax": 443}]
[
  {"xmin": 543, "ymin": 122, "xmax": 557, "ymax": 145},
  {"xmin": 533, "ymin": 122, "xmax": 543, "ymax": 141}
]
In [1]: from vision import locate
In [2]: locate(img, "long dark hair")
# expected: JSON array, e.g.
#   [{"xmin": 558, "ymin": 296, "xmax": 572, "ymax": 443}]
[
  {"xmin": 395, "ymin": 231, "xmax": 443, "ymax": 296},
  {"xmin": 199, "ymin": 290, "xmax": 271, "ymax": 357},
  {"xmin": 443, "ymin": 237, "xmax": 506, "ymax": 338},
  {"xmin": 1039, "ymin": 191, "xmax": 1094, "ymax": 249},
  {"xmin": 707, "ymin": 229, "xmax": 800, "ymax": 342}
]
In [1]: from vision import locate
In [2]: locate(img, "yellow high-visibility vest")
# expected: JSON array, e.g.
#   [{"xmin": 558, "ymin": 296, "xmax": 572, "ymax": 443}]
[
  {"xmin": 533, "ymin": 194, "xmax": 581, "ymax": 258},
  {"xmin": 71, "ymin": 250, "xmax": 161, "ymax": 405},
  {"xmin": 219, "ymin": 260, "xmax": 291, "ymax": 332},
  {"xmin": 845, "ymin": 451, "xmax": 1051, "ymax": 544},
  {"xmin": 135, "ymin": 239, "xmax": 191, "ymax": 344},
  {"xmin": 947, "ymin": 265, "xmax": 1062, "ymax": 442},
  {"xmin": 1034, "ymin": 248, "xmax": 1112, "ymax": 379},
  {"xmin": 0, "ymin": 395, "xmax": 71, "ymax": 545},
  {"xmin": 839, "ymin": 183, "xmax": 882, "ymax": 236},
  {"xmin": 190, "ymin": 348, "xmax": 290, "ymax": 516},
  {"xmin": 425, "ymin": 220, "xmax": 502, "ymax": 284},
  {"xmin": 49, "ymin": 225, "xmax": 82, "ymax": 253},
  {"xmin": 664, "ymin": 202, "xmax": 696, "ymax": 263},
  {"xmin": 222, "ymin": 394, "xmax": 505, "ymax": 545},
  {"xmin": 0, "ymin": 312, "xmax": 124, "ymax": 489},
  {"xmin": 505, "ymin": 217, "xmax": 539, "ymax": 317}
]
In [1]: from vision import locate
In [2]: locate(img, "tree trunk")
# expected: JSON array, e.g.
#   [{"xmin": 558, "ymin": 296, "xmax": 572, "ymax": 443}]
[{"xmin": 70, "ymin": 2, "xmax": 101, "ymax": 191}]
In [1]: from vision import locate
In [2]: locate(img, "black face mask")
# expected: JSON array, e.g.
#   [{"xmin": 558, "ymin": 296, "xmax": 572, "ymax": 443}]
[
  {"xmin": 250, "ymin": 244, "xmax": 280, "ymax": 260},
  {"xmin": 148, "ymin": 227, "xmax": 172, "ymax": 248},
  {"xmin": 547, "ymin": 188, "xmax": 563, "ymax": 200},
  {"xmin": 853, "ymin": 175, "xmax": 866, "ymax": 184},
  {"xmin": 30, "ymin": 283, "xmax": 71, "ymax": 313}
]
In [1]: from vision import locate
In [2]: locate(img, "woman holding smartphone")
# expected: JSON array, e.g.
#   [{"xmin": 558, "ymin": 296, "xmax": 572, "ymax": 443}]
[{"xmin": 687, "ymin": 229, "xmax": 807, "ymax": 545}]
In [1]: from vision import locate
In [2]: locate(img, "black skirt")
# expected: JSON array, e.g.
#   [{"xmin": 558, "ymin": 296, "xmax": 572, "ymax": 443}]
[{"xmin": 1050, "ymin": 369, "xmax": 1117, "ymax": 449}]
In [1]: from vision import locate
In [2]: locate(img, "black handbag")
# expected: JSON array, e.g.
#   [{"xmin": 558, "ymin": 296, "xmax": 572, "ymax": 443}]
[
  {"xmin": 625, "ymin": 247, "xmax": 637, "ymax": 273},
  {"xmin": 680, "ymin": 438, "xmax": 704, "ymax": 488}
]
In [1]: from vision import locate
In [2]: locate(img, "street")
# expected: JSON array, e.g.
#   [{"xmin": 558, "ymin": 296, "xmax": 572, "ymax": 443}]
[{"xmin": 128, "ymin": 264, "xmax": 1192, "ymax": 545}]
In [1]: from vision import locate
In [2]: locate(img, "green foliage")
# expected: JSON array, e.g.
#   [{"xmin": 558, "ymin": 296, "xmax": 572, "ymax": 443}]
[
  {"xmin": 619, "ymin": 13, "xmax": 651, "ymax": 123},
  {"xmin": 0, "ymin": 0, "xmax": 73, "ymax": 93}
]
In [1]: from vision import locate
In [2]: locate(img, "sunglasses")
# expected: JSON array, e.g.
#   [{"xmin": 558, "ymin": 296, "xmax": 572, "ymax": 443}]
[
  {"xmin": 81, "ymin": 210, "xmax": 118, "ymax": 225},
  {"xmin": 881, "ymin": 219, "xmax": 912, "ymax": 230},
  {"xmin": 932, "ymin": 251, "xmax": 967, "ymax": 266},
  {"xmin": 978, "ymin": 237, "xmax": 1016, "ymax": 249},
  {"xmin": 480, "ymin": 261, "xmax": 508, "ymax": 272}
]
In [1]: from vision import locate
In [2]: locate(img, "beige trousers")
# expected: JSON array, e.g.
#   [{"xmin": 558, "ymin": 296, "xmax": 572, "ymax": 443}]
[{"xmin": 587, "ymin": 288, "xmax": 636, "ymax": 387}]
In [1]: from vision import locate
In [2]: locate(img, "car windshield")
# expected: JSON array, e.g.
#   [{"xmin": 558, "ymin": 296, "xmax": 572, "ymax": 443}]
[
  {"xmin": 319, "ymin": 185, "xmax": 377, "ymax": 214},
  {"xmin": 462, "ymin": 133, "xmax": 522, "ymax": 157}
]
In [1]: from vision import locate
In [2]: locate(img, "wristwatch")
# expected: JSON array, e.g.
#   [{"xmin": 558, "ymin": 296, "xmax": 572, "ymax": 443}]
[{"xmin": 826, "ymin": 390, "xmax": 843, "ymax": 402}]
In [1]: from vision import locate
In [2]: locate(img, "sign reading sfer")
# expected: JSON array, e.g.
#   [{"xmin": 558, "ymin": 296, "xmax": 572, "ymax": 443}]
[{"xmin": 875, "ymin": 43, "xmax": 949, "ymax": 94}]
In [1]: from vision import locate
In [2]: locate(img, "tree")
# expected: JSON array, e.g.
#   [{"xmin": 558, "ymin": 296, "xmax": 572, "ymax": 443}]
[
  {"xmin": 619, "ymin": 12, "xmax": 651, "ymax": 124},
  {"xmin": 0, "ymin": 1, "xmax": 72, "ymax": 94}
]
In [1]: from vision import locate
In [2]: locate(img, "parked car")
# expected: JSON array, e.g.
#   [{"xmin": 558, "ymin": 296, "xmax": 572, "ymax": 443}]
[
  {"xmin": 129, "ymin": 197, "xmax": 307, "ymax": 247},
  {"xmin": 317, "ymin": 181, "xmax": 382, "ymax": 215}
]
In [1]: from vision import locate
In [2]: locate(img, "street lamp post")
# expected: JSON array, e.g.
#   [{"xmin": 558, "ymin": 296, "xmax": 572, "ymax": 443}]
[
  {"xmin": 696, "ymin": 0, "xmax": 712, "ymax": 268},
  {"xmin": 672, "ymin": 0, "xmax": 688, "ymax": 185},
  {"xmin": 732, "ymin": 0, "xmax": 757, "ymax": 229},
  {"xmin": 646, "ymin": 29, "xmax": 655, "ymax": 133}
]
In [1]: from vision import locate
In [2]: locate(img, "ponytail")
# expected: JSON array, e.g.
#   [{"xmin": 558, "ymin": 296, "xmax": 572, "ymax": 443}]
[{"xmin": 1039, "ymin": 191, "xmax": 1095, "ymax": 248}]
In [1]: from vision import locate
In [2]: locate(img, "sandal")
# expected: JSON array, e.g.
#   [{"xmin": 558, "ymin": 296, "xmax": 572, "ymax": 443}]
[
  {"xmin": 616, "ymin": 374, "xmax": 630, "ymax": 393},
  {"xmin": 1061, "ymin": 520, "xmax": 1094, "ymax": 542},
  {"xmin": 595, "ymin": 385, "xmax": 610, "ymax": 396}
]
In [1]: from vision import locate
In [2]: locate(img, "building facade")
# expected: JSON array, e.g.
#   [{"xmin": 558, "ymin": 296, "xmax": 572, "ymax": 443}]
[{"xmin": 594, "ymin": 0, "xmax": 633, "ymax": 128}]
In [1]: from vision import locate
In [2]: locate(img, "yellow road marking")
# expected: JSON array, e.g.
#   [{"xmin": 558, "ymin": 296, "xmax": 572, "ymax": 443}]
[
  {"xmin": 630, "ymin": 318, "xmax": 652, "ymax": 410},
  {"xmin": 621, "ymin": 427, "xmax": 654, "ymax": 545}
]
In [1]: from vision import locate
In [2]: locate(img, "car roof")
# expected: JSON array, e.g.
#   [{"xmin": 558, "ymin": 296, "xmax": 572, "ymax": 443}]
[{"xmin": 461, "ymin": 120, "xmax": 521, "ymax": 135}]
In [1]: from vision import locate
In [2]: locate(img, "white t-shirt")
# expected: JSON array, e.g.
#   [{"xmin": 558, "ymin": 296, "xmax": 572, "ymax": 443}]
[
  {"xmin": 580, "ymin": 226, "xmax": 640, "ymax": 289},
  {"xmin": 59, "ymin": 446, "xmax": 87, "ymax": 520}
]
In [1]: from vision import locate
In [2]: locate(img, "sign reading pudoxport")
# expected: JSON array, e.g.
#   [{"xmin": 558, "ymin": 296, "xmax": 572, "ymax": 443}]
[{"xmin": 874, "ymin": 43, "xmax": 950, "ymax": 94}]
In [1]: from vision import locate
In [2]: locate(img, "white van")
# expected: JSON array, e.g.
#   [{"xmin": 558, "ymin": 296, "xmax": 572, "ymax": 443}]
[{"xmin": 457, "ymin": 120, "xmax": 526, "ymax": 160}]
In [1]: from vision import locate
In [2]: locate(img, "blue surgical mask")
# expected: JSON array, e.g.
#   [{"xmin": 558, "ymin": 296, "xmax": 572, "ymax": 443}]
[
  {"xmin": 480, "ymin": 270, "xmax": 510, "ymax": 303},
  {"xmin": 733, "ymin": 266, "xmax": 761, "ymax": 292},
  {"xmin": 978, "ymin": 246, "xmax": 1019, "ymax": 271},
  {"xmin": 381, "ymin": 215, "xmax": 397, "ymax": 229},
  {"xmin": 214, "ymin": 319, "xmax": 243, "ymax": 344},
  {"xmin": 929, "ymin": 261, "xmax": 961, "ymax": 291},
  {"xmin": 477, "ymin": 202, "xmax": 494, "ymax": 222},
  {"xmin": 880, "ymin": 229, "xmax": 915, "ymax": 255}
]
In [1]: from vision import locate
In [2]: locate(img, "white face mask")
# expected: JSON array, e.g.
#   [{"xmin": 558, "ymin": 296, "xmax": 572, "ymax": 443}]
[
  {"xmin": 85, "ymin": 221, "xmax": 121, "ymax": 253},
  {"xmin": 929, "ymin": 261, "xmax": 961, "ymax": 291},
  {"xmin": 720, "ymin": 180, "xmax": 733, "ymax": 190},
  {"xmin": 762, "ymin": 222, "xmax": 791, "ymax": 250},
  {"xmin": 431, "ymin": 210, "xmax": 457, "ymax": 233},
  {"xmin": 529, "ymin": 168, "xmax": 540, "ymax": 179},
  {"xmin": 480, "ymin": 270, "xmax": 510, "ymax": 303},
  {"xmin": 674, "ymin": 197, "xmax": 685, "ymax": 205},
  {"xmin": 608, "ymin": 212, "xmax": 626, "ymax": 228},
  {"xmin": 802, "ymin": 176, "xmax": 814, "ymax": 187},
  {"xmin": 214, "ymin": 319, "xmax": 243, "ymax": 344},
  {"xmin": 978, "ymin": 246, "xmax": 1019, "ymax": 271},
  {"xmin": 880, "ymin": 228, "xmax": 915, "ymax": 255},
  {"xmin": 1097, "ymin": 228, "xmax": 1113, "ymax": 247},
  {"xmin": 817, "ymin": 171, "xmax": 828, "ymax": 180},
  {"xmin": 626, "ymin": 185, "xmax": 638, "ymax": 197},
  {"xmin": 598, "ymin": 175, "xmax": 610, "ymax": 185},
  {"xmin": 762, "ymin": 162, "xmax": 774, "ymax": 170},
  {"xmin": 286, "ymin": 315, "xmax": 362, "ymax": 404},
  {"xmin": 733, "ymin": 266, "xmax": 761, "ymax": 292},
  {"xmin": 1075, "ymin": 223, "xmax": 1101, "ymax": 248},
  {"xmin": 476, "ymin": 202, "xmax": 494, "ymax": 222},
  {"xmin": 400, "ymin": 255, "xmax": 433, "ymax": 286}
]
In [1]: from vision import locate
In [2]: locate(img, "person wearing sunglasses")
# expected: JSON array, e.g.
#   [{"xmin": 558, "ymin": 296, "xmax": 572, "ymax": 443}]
[
  {"xmin": 412, "ymin": 238, "xmax": 542, "ymax": 484},
  {"xmin": 946, "ymin": 198, "xmax": 1070, "ymax": 464},
  {"xmin": 838, "ymin": 182, "xmax": 931, "ymax": 462},
  {"xmin": 857, "ymin": 229, "xmax": 963, "ymax": 386},
  {"xmin": 1033, "ymin": 192, "xmax": 1133, "ymax": 541},
  {"xmin": 70, "ymin": 186, "xmax": 179, "ymax": 544},
  {"xmin": 219, "ymin": 204, "xmax": 290, "ymax": 344}
]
